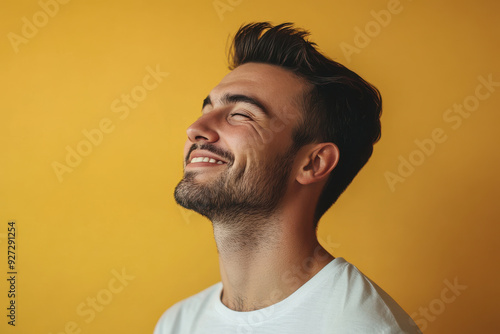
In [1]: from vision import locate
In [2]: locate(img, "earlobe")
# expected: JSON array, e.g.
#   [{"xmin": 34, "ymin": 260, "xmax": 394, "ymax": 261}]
[{"xmin": 296, "ymin": 143, "xmax": 339, "ymax": 185}]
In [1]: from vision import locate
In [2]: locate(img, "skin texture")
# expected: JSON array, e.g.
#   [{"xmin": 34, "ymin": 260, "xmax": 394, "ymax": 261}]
[{"xmin": 175, "ymin": 62, "xmax": 340, "ymax": 311}]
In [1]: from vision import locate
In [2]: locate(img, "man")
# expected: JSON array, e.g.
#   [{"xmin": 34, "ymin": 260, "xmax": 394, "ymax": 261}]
[{"xmin": 155, "ymin": 22, "xmax": 421, "ymax": 333}]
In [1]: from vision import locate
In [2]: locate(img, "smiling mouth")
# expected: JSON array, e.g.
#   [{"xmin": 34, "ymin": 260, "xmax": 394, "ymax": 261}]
[{"xmin": 189, "ymin": 157, "xmax": 226, "ymax": 165}]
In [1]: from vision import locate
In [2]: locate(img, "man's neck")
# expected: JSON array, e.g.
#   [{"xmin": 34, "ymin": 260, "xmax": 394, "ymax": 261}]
[{"xmin": 212, "ymin": 215, "xmax": 334, "ymax": 312}]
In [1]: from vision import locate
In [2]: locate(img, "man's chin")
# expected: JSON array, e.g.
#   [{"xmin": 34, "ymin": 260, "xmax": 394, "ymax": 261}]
[
  {"xmin": 183, "ymin": 173, "xmax": 217, "ymax": 184},
  {"xmin": 174, "ymin": 177, "xmax": 214, "ymax": 217}
]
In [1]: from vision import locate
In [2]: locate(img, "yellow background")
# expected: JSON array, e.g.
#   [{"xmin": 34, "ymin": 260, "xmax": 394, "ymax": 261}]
[{"xmin": 1, "ymin": 0, "xmax": 499, "ymax": 333}]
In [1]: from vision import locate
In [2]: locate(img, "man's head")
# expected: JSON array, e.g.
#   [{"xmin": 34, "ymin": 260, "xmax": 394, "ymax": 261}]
[
  {"xmin": 174, "ymin": 62, "xmax": 307, "ymax": 228},
  {"xmin": 175, "ymin": 22, "xmax": 381, "ymax": 228}
]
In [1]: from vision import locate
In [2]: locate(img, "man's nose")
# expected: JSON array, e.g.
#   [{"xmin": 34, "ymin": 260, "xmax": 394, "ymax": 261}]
[{"xmin": 186, "ymin": 112, "xmax": 221, "ymax": 143}]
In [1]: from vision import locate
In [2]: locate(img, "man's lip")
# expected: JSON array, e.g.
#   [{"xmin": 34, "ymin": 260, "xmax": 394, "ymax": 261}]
[{"xmin": 187, "ymin": 150, "xmax": 228, "ymax": 165}]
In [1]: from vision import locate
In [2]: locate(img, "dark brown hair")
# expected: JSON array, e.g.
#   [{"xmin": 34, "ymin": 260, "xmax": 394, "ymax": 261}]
[{"xmin": 228, "ymin": 22, "xmax": 382, "ymax": 225}]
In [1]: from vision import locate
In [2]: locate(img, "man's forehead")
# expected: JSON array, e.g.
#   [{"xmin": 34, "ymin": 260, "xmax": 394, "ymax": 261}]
[
  {"xmin": 218, "ymin": 63, "xmax": 306, "ymax": 89},
  {"xmin": 209, "ymin": 63, "xmax": 309, "ymax": 118}
]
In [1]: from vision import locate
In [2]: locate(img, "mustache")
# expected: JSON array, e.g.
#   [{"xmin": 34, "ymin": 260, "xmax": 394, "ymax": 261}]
[{"xmin": 185, "ymin": 143, "xmax": 235, "ymax": 166}]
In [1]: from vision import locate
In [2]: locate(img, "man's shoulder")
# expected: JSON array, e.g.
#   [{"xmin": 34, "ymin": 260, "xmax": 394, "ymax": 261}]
[
  {"xmin": 325, "ymin": 258, "xmax": 421, "ymax": 333},
  {"xmin": 153, "ymin": 282, "xmax": 222, "ymax": 334}
]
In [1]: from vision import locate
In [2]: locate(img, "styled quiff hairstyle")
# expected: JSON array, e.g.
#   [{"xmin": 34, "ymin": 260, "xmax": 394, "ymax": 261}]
[{"xmin": 228, "ymin": 22, "xmax": 382, "ymax": 225}]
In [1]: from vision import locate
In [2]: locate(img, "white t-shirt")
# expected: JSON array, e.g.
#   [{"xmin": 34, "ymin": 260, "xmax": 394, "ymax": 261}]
[{"xmin": 154, "ymin": 258, "xmax": 421, "ymax": 333}]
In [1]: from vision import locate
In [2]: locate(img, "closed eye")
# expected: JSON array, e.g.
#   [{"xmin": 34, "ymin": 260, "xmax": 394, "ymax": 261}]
[{"xmin": 230, "ymin": 113, "xmax": 252, "ymax": 119}]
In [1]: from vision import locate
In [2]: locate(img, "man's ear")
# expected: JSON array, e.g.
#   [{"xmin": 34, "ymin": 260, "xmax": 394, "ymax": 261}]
[{"xmin": 296, "ymin": 143, "xmax": 339, "ymax": 185}]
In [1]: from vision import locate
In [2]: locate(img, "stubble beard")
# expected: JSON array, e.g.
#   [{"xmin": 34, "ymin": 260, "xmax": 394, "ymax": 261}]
[{"xmin": 174, "ymin": 145, "xmax": 297, "ymax": 234}]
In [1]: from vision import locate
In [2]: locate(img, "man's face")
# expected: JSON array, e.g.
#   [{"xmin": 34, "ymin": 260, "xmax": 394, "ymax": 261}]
[{"xmin": 174, "ymin": 62, "xmax": 310, "ymax": 223}]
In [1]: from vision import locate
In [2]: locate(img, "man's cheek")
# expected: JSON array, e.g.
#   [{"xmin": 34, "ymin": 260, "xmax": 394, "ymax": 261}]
[{"xmin": 240, "ymin": 139, "xmax": 265, "ymax": 158}]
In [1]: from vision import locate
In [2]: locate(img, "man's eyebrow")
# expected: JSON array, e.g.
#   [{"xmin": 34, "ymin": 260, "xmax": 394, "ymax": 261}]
[
  {"xmin": 202, "ymin": 93, "xmax": 269, "ymax": 115},
  {"xmin": 202, "ymin": 96, "xmax": 211, "ymax": 109}
]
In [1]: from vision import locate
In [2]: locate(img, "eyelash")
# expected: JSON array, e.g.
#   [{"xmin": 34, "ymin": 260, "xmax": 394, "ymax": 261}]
[{"xmin": 230, "ymin": 113, "xmax": 252, "ymax": 119}]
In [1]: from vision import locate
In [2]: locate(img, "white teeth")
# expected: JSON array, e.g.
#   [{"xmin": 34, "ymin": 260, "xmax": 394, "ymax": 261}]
[{"xmin": 190, "ymin": 156, "xmax": 225, "ymax": 164}]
